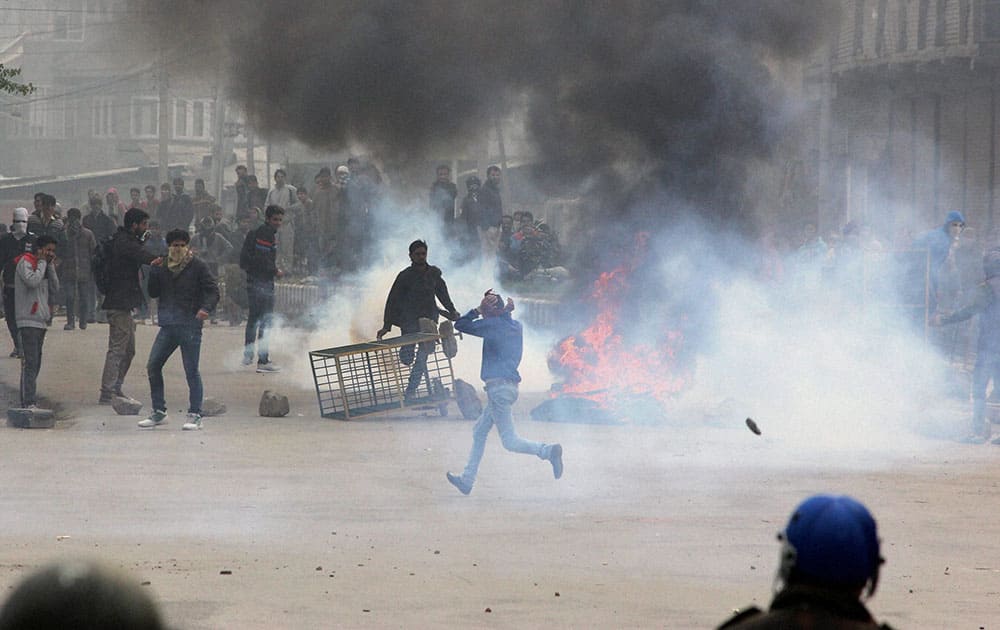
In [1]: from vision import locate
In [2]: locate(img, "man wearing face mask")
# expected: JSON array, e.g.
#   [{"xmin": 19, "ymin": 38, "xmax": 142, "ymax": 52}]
[
  {"xmin": 98, "ymin": 208, "xmax": 163, "ymax": 405},
  {"xmin": 0, "ymin": 208, "xmax": 36, "ymax": 358},
  {"xmin": 138, "ymin": 229, "xmax": 219, "ymax": 431},
  {"xmin": 14, "ymin": 235, "xmax": 59, "ymax": 409},
  {"xmin": 57, "ymin": 208, "xmax": 96, "ymax": 331}
]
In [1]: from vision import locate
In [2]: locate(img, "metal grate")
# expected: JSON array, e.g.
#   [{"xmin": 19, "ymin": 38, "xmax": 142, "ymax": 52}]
[{"xmin": 310, "ymin": 332, "xmax": 454, "ymax": 419}]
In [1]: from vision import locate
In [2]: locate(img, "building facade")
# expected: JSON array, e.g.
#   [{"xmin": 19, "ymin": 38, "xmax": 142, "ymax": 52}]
[
  {"xmin": 804, "ymin": 0, "xmax": 1000, "ymax": 240},
  {"xmin": 0, "ymin": 0, "xmax": 218, "ymax": 178}
]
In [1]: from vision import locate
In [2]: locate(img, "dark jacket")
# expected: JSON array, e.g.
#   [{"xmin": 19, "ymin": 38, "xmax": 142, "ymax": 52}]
[
  {"xmin": 381, "ymin": 264, "xmax": 457, "ymax": 331},
  {"xmin": 479, "ymin": 180, "xmax": 503, "ymax": 229},
  {"xmin": 83, "ymin": 207, "xmax": 116, "ymax": 243},
  {"xmin": 0, "ymin": 232, "xmax": 35, "ymax": 288},
  {"xmin": 941, "ymin": 280, "xmax": 1000, "ymax": 354},
  {"xmin": 148, "ymin": 256, "xmax": 219, "ymax": 328},
  {"xmin": 240, "ymin": 223, "xmax": 278, "ymax": 282},
  {"xmin": 454, "ymin": 310, "xmax": 522, "ymax": 384},
  {"xmin": 102, "ymin": 227, "xmax": 157, "ymax": 310},
  {"xmin": 57, "ymin": 221, "xmax": 97, "ymax": 282},
  {"xmin": 27, "ymin": 210, "xmax": 64, "ymax": 244},
  {"xmin": 717, "ymin": 585, "xmax": 891, "ymax": 629},
  {"xmin": 460, "ymin": 191, "xmax": 482, "ymax": 231},
  {"xmin": 160, "ymin": 193, "xmax": 195, "ymax": 232},
  {"xmin": 430, "ymin": 180, "xmax": 458, "ymax": 224}
]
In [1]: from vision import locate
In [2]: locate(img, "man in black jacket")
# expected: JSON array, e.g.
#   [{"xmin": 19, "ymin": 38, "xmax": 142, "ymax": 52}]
[
  {"xmin": 239, "ymin": 205, "xmax": 283, "ymax": 372},
  {"xmin": 160, "ymin": 177, "xmax": 194, "ymax": 232},
  {"xmin": 99, "ymin": 208, "xmax": 162, "ymax": 404},
  {"xmin": 377, "ymin": 240, "xmax": 459, "ymax": 398},
  {"xmin": 138, "ymin": 229, "xmax": 219, "ymax": 431},
  {"xmin": 0, "ymin": 207, "xmax": 35, "ymax": 357}
]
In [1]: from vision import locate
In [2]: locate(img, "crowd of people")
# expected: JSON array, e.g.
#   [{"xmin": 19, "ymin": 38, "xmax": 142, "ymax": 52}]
[{"xmin": 0, "ymin": 160, "xmax": 569, "ymax": 428}]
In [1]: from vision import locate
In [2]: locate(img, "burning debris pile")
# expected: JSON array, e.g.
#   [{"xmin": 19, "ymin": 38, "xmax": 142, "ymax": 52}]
[{"xmin": 534, "ymin": 234, "xmax": 689, "ymax": 424}]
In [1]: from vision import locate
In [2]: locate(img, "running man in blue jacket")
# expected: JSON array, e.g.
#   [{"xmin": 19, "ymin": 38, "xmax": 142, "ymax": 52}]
[{"xmin": 446, "ymin": 290, "xmax": 563, "ymax": 495}]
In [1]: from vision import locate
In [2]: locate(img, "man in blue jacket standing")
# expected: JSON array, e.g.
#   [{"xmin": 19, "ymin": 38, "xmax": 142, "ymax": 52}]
[{"xmin": 446, "ymin": 290, "xmax": 563, "ymax": 495}]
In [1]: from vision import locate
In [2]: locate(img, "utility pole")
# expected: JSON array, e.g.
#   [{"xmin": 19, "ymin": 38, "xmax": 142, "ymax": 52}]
[
  {"xmin": 157, "ymin": 47, "xmax": 170, "ymax": 186},
  {"xmin": 246, "ymin": 126, "xmax": 256, "ymax": 176},
  {"xmin": 211, "ymin": 72, "xmax": 226, "ymax": 203},
  {"xmin": 494, "ymin": 113, "xmax": 511, "ymax": 204}
]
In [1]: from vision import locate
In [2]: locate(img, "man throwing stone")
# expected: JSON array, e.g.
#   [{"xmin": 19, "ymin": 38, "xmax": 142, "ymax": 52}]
[{"xmin": 446, "ymin": 289, "xmax": 563, "ymax": 495}]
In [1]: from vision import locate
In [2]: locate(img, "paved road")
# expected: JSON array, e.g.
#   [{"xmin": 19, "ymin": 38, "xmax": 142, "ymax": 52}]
[{"xmin": 0, "ymin": 321, "xmax": 997, "ymax": 628}]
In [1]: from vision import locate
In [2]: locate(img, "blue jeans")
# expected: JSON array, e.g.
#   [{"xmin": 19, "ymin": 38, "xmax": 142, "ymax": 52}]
[
  {"xmin": 244, "ymin": 280, "xmax": 274, "ymax": 363},
  {"xmin": 458, "ymin": 381, "xmax": 552, "ymax": 487},
  {"xmin": 147, "ymin": 325, "xmax": 203, "ymax": 414},
  {"xmin": 972, "ymin": 349, "xmax": 1000, "ymax": 433}
]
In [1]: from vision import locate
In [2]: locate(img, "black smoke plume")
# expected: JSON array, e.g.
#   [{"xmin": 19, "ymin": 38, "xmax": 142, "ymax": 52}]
[{"xmin": 130, "ymin": 1, "xmax": 837, "ymax": 226}]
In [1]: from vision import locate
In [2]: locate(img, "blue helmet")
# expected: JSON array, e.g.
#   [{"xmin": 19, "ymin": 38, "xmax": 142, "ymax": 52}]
[{"xmin": 779, "ymin": 495, "xmax": 881, "ymax": 593}]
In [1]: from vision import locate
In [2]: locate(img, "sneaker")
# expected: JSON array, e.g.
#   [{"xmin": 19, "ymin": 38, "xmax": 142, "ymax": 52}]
[
  {"xmin": 79, "ymin": 322, "xmax": 87, "ymax": 330},
  {"xmin": 241, "ymin": 355, "xmax": 254, "ymax": 366},
  {"xmin": 138, "ymin": 409, "xmax": 168, "ymax": 428},
  {"xmin": 182, "ymin": 413, "xmax": 203, "ymax": 431},
  {"xmin": 256, "ymin": 362, "xmax": 281, "ymax": 373},
  {"xmin": 98, "ymin": 395, "xmax": 112, "ymax": 405},
  {"xmin": 446, "ymin": 472, "xmax": 472, "ymax": 495},
  {"xmin": 548, "ymin": 444, "xmax": 564, "ymax": 479},
  {"xmin": 63, "ymin": 323, "xmax": 75, "ymax": 331}
]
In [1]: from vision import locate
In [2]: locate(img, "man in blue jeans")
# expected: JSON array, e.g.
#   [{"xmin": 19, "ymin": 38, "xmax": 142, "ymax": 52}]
[
  {"xmin": 446, "ymin": 290, "xmax": 563, "ymax": 495},
  {"xmin": 138, "ymin": 229, "xmax": 219, "ymax": 431}
]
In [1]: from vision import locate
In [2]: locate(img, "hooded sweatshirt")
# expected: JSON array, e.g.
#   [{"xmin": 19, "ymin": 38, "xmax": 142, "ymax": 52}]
[
  {"xmin": 14, "ymin": 252, "xmax": 59, "ymax": 329},
  {"xmin": 0, "ymin": 207, "xmax": 35, "ymax": 289}
]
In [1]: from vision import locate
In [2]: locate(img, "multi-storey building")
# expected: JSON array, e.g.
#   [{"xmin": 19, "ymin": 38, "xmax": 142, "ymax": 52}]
[
  {"xmin": 803, "ymin": 0, "xmax": 1000, "ymax": 239},
  {"xmin": 0, "ymin": 0, "xmax": 219, "ymax": 179}
]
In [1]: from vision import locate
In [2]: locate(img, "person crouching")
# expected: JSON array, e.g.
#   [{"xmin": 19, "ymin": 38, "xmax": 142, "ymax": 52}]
[
  {"xmin": 138, "ymin": 229, "xmax": 219, "ymax": 431},
  {"xmin": 14, "ymin": 235, "xmax": 59, "ymax": 408}
]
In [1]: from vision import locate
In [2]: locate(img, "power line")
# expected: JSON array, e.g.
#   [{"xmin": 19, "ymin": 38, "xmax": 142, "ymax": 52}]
[{"xmin": 0, "ymin": 41, "xmax": 220, "ymax": 108}]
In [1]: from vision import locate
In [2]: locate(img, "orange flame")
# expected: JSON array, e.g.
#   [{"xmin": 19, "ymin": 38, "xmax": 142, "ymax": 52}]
[{"xmin": 553, "ymin": 233, "xmax": 686, "ymax": 406}]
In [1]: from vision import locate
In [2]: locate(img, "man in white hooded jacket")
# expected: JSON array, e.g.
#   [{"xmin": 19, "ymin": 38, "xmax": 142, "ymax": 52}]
[
  {"xmin": 0, "ymin": 207, "xmax": 35, "ymax": 357},
  {"xmin": 15, "ymin": 235, "xmax": 58, "ymax": 408}
]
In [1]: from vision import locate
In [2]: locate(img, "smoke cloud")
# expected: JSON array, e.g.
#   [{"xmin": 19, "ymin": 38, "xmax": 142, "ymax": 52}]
[{"xmin": 130, "ymin": 0, "xmax": 838, "ymax": 224}]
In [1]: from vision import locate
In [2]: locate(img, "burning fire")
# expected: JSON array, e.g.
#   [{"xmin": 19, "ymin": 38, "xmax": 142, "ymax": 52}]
[{"xmin": 551, "ymin": 233, "xmax": 687, "ymax": 407}]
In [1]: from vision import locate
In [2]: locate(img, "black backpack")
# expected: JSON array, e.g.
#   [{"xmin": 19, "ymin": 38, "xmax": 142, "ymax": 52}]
[{"xmin": 92, "ymin": 235, "xmax": 114, "ymax": 294}]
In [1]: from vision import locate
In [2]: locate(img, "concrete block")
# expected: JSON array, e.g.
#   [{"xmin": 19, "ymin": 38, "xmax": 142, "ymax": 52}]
[{"xmin": 7, "ymin": 407, "xmax": 55, "ymax": 429}]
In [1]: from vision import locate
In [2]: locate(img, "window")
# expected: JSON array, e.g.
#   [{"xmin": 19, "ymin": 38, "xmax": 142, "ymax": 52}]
[
  {"xmin": 897, "ymin": 0, "xmax": 909, "ymax": 51},
  {"xmin": 853, "ymin": 0, "xmax": 865, "ymax": 56},
  {"xmin": 131, "ymin": 97, "xmax": 159, "ymax": 138},
  {"xmin": 52, "ymin": 1, "xmax": 85, "ymax": 41},
  {"xmin": 935, "ymin": 0, "xmax": 947, "ymax": 46},
  {"xmin": 93, "ymin": 96, "xmax": 115, "ymax": 137},
  {"xmin": 173, "ymin": 98, "xmax": 212, "ymax": 139},
  {"xmin": 28, "ymin": 88, "xmax": 48, "ymax": 137},
  {"xmin": 192, "ymin": 100, "xmax": 206, "ymax": 137},
  {"xmin": 63, "ymin": 99, "xmax": 78, "ymax": 138},
  {"xmin": 875, "ymin": 0, "xmax": 887, "ymax": 56},
  {"xmin": 917, "ymin": 0, "xmax": 930, "ymax": 48},
  {"xmin": 174, "ymin": 98, "xmax": 189, "ymax": 137},
  {"xmin": 985, "ymin": 1, "xmax": 1000, "ymax": 40}
]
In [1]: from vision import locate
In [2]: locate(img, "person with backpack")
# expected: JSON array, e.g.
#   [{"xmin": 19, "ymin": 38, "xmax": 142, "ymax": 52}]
[
  {"xmin": 239, "ymin": 205, "xmax": 284, "ymax": 372},
  {"xmin": 98, "ymin": 208, "xmax": 162, "ymax": 405}
]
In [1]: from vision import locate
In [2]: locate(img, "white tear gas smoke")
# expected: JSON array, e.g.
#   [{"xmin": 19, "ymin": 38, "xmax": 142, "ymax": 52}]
[
  {"xmin": 227, "ymin": 197, "xmax": 557, "ymax": 394},
  {"xmin": 127, "ymin": 0, "xmax": 839, "ymax": 226}
]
